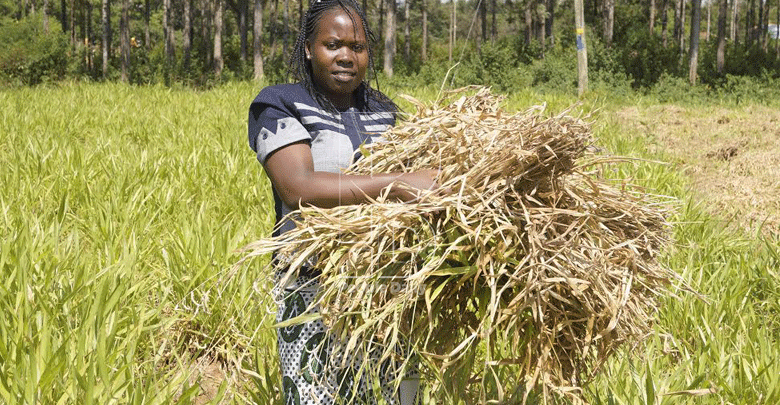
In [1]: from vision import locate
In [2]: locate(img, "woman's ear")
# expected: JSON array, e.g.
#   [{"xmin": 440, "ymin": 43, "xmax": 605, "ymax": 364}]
[{"xmin": 305, "ymin": 42, "xmax": 312, "ymax": 60}]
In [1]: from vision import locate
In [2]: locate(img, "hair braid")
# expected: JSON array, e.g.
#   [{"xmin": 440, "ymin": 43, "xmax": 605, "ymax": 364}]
[{"xmin": 287, "ymin": 0, "xmax": 397, "ymax": 114}]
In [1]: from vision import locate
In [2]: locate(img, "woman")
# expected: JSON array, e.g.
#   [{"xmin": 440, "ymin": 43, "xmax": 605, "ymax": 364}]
[{"xmin": 247, "ymin": 0, "xmax": 436, "ymax": 403}]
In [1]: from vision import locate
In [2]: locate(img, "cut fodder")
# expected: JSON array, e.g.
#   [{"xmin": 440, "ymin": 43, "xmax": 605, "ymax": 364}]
[{"xmin": 243, "ymin": 87, "xmax": 682, "ymax": 404}]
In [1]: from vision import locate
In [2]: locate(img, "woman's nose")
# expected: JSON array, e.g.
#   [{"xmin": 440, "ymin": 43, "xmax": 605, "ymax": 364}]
[{"xmin": 336, "ymin": 48, "xmax": 354, "ymax": 65}]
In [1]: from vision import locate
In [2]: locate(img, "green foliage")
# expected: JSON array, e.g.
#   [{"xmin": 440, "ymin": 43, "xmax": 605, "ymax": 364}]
[
  {"xmin": 0, "ymin": 82, "xmax": 277, "ymax": 403},
  {"xmin": 0, "ymin": 16, "xmax": 69, "ymax": 85},
  {"xmin": 455, "ymin": 40, "xmax": 532, "ymax": 92}
]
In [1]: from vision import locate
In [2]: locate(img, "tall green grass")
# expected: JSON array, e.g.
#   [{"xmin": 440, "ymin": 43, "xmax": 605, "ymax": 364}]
[
  {"xmin": 1, "ymin": 82, "xmax": 777, "ymax": 404},
  {"xmin": 0, "ymin": 82, "xmax": 277, "ymax": 404}
]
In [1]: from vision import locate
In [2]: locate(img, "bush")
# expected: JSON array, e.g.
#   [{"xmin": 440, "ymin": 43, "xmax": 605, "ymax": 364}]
[
  {"xmin": 0, "ymin": 16, "xmax": 69, "ymax": 85},
  {"xmin": 454, "ymin": 40, "xmax": 531, "ymax": 92}
]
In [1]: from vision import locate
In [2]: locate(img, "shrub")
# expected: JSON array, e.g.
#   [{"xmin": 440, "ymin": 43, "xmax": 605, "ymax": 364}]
[{"xmin": 0, "ymin": 16, "xmax": 69, "ymax": 85}]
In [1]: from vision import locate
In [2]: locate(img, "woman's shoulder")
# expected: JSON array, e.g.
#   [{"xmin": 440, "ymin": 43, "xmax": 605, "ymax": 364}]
[{"xmin": 253, "ymin": 82, "xmax": 315, "ymax": 107}]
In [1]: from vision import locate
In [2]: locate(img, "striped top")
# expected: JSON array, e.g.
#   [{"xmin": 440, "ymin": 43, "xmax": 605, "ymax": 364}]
[{"xmin": 248, "ymin": 83, "xmax": 396, "ymax": 237}]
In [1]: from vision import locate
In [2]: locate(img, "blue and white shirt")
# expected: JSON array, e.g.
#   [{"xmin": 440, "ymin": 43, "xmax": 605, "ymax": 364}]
[{"xmin": 248, "ymin": 83, "xmax": 396, "ymax": 236}]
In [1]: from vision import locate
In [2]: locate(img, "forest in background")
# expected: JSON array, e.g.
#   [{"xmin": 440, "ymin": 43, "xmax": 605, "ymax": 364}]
[{"xmin": 1, "ymin": 0, "xmax": 780, "ymax": 94}]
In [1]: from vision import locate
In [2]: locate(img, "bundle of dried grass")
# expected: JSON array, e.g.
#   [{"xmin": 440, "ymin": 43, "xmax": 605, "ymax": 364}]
[{"xmin": 244, "ymin": 88, "xmax": 681, "ymax": 403}]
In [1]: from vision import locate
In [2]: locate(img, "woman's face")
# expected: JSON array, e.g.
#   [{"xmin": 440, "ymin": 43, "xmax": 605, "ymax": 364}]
[{"xmin": 306, "ymin": 7, "xmax": 368, "ymax": 109}]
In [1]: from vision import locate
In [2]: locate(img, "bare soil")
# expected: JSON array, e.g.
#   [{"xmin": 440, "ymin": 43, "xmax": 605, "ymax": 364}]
[{"xmin": 613, "ymin": 104, "xmax": 780, "ymax": 237}]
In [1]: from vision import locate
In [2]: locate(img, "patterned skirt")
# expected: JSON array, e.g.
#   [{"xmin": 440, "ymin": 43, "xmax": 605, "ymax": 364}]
[{"xmin": 276, "ymin": 275, "xmax": 419, "ymax": 405}]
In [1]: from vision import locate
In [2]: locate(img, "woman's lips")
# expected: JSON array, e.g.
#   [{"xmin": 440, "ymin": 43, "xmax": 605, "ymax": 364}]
[{"xmin": 332, "ymin": 71, "xmax": 356, "ymax": 82}]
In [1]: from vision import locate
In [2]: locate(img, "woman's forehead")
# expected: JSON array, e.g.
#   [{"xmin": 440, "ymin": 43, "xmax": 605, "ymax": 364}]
[{"xmin": 314, "ymin": 7, "xmax": 366, "ymax": 40}]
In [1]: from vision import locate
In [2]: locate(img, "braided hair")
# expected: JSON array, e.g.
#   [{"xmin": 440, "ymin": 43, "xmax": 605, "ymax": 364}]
[{"xmin": 288, "ymin": 0, "xmax": 397, "ymax": 114}]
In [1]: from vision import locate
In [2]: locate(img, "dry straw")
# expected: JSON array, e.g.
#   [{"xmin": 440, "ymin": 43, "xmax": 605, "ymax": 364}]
[{"xmin": 244, "ymin": 87, "xmax": 681, "ymax": 404}]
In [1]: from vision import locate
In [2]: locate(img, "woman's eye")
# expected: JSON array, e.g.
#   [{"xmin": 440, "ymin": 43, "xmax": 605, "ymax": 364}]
[
  {"xmin": 352, "ymin": 44, "xmax": 365, "ymax": 52},
  {"xmin": 326, "ymin": 42, "xmax": 338, "ymax": 50}
]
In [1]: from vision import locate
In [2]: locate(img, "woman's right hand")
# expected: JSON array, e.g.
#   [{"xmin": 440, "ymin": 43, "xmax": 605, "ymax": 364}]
[{"xmin": 389, "ymin": 169, "xmax": 442, "ymax": 202}]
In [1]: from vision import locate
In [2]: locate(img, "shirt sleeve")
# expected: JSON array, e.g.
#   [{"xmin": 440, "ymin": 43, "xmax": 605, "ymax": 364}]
[{"xmin": 248, "ymin": 87, "xmax": 312, "ymax": 165}]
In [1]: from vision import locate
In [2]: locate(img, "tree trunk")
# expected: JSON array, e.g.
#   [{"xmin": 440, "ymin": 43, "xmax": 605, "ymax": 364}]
[
  {"xmin": 79, "ymin": 0, "xmax": 85, "ymax": 44},
  {"xmin": 545, "ymin": 0, "xmax": 554, "ymax": 46},
  {"xmin": 69, "ymin": 0, "xmax": 76, "ymax": 47},
  {"xmin": 421, "ymin": 0, "xmax": 427, "ymax": 61},
  {"xmin": 524, "ymin": 0, "xmax": 532, "ymax": 46},
  {"xmin": 689, "ymin": 0, "xmax": 701, "ymax": 84},
  {"xmin": 674, "ymin": 0, "xmax": 682, "ymax": 47},
  {"xmin": 61, "ymin": 0, "xmax": 67, "ymax": 34},
  {"xmin": 474, "ymin": 0, "xmax": 487, "ymax": 53},
  {"xmin": 205, "ymin": 0, "xmax": 213, "ymax": 64},
  {"xmin": 102, "ymin": 0, "xmax": 110, "ymax": 77},
  {"xmin": 404, "ymin": 0, "xmax": 410, "ymax": 63},
  {"xmin": 716, "ymin": 0, "xmax": 727, "ymax": 73},
  {"xmin": 144, "ymin": 0, "xmax": 150, "ymax": 49},
  {"xmin": 215, "ymin": 0, "xmax": 224, "ymax": 76},
  {"xmin": 746, "ymin": 0, "xmax": 754, "ymax": 45},
  {"xmin": 384, "ymin": 0, "xmax": 396, "ymax": 76},
  {"xmin": 164, "ymin": 0, "xmax": 175, "ymax": 64},
  {"xmin": 650, "ymin": 0, "xmax": 656, "ymax": 34},
  {"xmin": 480, "ymin": 0, "xmax": 487, "ymax": 46},
  {"xmin": 283, "ymin": 0, "xmax": 289, "ymax": 59},
  {"xmin": 184, "ymin": 0, "xmax": 192, "ymax": 69},
  {"xmin": 603, "ymin": 0, "xmax": 614, "ymax": 47},
  {"xmin": 240, "ymin": 0, "xmax": 248, "ymax": 63},
  {"xmin": 120, "ymin": 0, "xmax": 130, "ymax": 82},
  {"xmin": 575, "ymin": 0, "xmax": 588, "ymax": 94},
  {"xmin": 86, "ymin": 0, "xmax": 93, "ymax": 71},
  {"xmin": 254, "ymin": 0, "xmax": 264, "ymax": 80},
  {"xmin": 43, "ymin": 0, "xmax": 49, "ymax": 33},
  {"xmin": 449, "ymin": 0, "xmax": 455, "ymax": 62},
  {"xmin": 491, "ymin": 0, "xmax": 497, "ymax": 40},
  {"xmin": 757, "ymin": 0, "xmax": 764, "ymax": 48},
  {"xmin": 706, "ymin": 0, "xmax": 711, "ymax": 41},
  {"xmin": 269, "ymin": 0, "xmax": 277, "ymax": 58},
  {"xmin": 680, "ymin": 0, "xmax": 686, "ymax": 51},
  {"xmin": 731, "ymin": 0, "xmax": 738, "ymax": 42},
  {"xmin": 379, "ymin": 0, "xmax": 384, "ymax": 43},
  {"xmin": 662, "ymin": 0, "xmax": 669, "ymax": 46}
]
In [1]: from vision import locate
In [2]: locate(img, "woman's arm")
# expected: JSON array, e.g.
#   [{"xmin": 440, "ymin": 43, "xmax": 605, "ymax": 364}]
[{"xmin": 264, "ymin": 141, "xmax": 439, "ymax": 209}]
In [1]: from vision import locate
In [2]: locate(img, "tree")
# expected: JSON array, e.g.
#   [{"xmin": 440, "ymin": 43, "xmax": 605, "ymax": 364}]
[
  {"xmin": 491, "ymin": 0, "xmax": 497, "ymax": 40},
  {"xmin": 404, "ymin": 0, "xmax": 410, "ymax": 63},
  {"xmin": 184, "ymin": 0, "xmax": 192, "ymax": 69},
  {"xmin": 523, "ymin": 0, "xmax": 532, "ymax": 46},
  {"xmin": 731, "ymin": 0, "xmax": 739, "ymax": 42},
  {"xmin": 603, "ymin": 0, "xmax": 614, "ymax": 47},
  {"xmin": 650, "ymin": 0, "xmax": 656, "ymax": 34},
  {"xmin": 545, "ymin": 0, "xmax": 554, "ymax": 46},
  {"xmin": 384, "ymin": 0, "xmax": 396, "ymax": 76},
  {"xmin": 674, "ymin": 0, "xmax": 683, "ymax": 48},
  {"xmin": 283, "ymin": 0, "xmax": 289, "ymax": 59},
  {"xmin": 226, "ymin": 0, "xmax": 248, "ymax": 62},
  {"xmin": 689, "ymin": 0, "xmax": 701, "ymax": 84},
  {"xmin": 746, "ymin": 0, "xmax": 754, "ymax": 45},
  {"xmin": 421, "ymin": 0, "xmax": 427, "ymax": 61},
  {"xmin": 575, "ymin": 0, "xmax": 588, "ymax": 94},
  {"xmin": 61, "ymin": 0, "xmax": 67, "ymax": 34},
  {"xmin": 144, "ymin": 0, "xmax": 150, "ymax": 50},
  {"xmin": 449, "ymin": 0, "xmax": 456, "ymax": 62},
  {"xmin": 254, "ymin": 0, "xmax": 265, "ymax": 80},
  {"xmin": 214, "ymin": 0, "xmax": 224, "ymax": 76},
  {"xmin": 43, "ymin": 0, "xmax": 50, "ymax": 33},
  {"xmin": 120, "ymin": 0, "xmax": 130, "ymax": 82},
  {"xmin": 716, "ymin": 0, "xmax": 727, "ymax": 74},
  {"xmin": 164, "ymin": 0, "xmax": 175, "ymax": 64},
  {"xmin": 662, "ymin": 0, "xmax": 669, "ymax": 46},
  {"xmin": 101, "ymin": 0, "xmax": 110, "ymax": 77}
]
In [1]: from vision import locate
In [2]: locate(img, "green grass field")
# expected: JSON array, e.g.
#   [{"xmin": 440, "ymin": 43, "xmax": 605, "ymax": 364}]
[{"xmin": 1, "ymin": 82, "xmax": 778, "ymax": 404}]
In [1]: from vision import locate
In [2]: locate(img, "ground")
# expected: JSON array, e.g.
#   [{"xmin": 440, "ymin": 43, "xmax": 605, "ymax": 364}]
[{"xmin": 613, "ymin": 103, "xmax": 780, "ymax": 237}]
